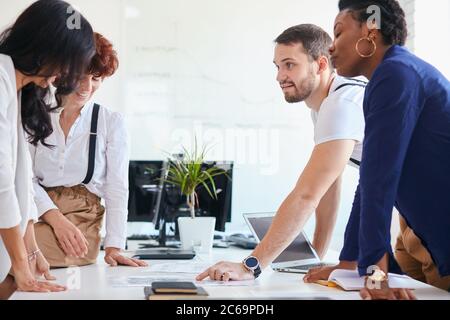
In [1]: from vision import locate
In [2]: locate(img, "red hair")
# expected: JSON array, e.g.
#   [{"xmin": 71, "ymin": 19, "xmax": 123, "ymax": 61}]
[{"xmin": 89, "ymin": 32, "xmax": 118, "ymax": 78}]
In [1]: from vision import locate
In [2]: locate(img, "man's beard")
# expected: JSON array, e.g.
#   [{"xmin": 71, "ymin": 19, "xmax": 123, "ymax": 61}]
[{"xmin": 284, "ymin": 71, "xmax": 315, "ymax": 103}]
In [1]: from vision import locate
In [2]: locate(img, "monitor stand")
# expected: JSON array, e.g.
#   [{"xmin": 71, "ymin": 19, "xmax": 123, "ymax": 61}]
[{"xmin": 137, "ymin": 219, "xmax": 181, "ymax": 249}]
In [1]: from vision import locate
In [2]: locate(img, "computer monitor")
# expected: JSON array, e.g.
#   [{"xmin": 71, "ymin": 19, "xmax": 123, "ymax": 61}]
[
  {"xmin": 154, "ymin": 161, "xmax": 233, "ymax": 237},
  {"xmin": 127, "ymin": 161, "xmax": 165, "ymax": 223},
  {"xmin": 195, "ymin": 161, "xmax": 233, "ymax": 231}
]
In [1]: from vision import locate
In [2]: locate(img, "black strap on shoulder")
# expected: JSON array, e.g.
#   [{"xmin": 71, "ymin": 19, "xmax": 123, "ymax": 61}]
[
  {"xmin": 334, "ymin": 78, "xmax": 368, "ymax": 92},
  {"xmin": 334, "ymin": 83, "xmax": 367, "ymax": 92},
  {"xmin": 350, "ymin": 158, "xmax": 361, "ymax": 167},
  {"xmin": 82, "ymin": 103, "xmax": 100, "ymax": 185}
]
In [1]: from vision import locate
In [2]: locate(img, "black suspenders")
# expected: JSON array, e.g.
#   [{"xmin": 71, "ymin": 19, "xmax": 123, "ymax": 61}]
[{"xmin": 82, "ymin": 103, "xmax": 100, "ymax": 185}]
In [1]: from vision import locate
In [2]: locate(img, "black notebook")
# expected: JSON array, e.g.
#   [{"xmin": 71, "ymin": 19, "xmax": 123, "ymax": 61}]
[
  {"xmin": 152, "ymin": 281, "xmax": 198, "ymax": 294},
  {"xmin": 145, "ymin": 282, "xmax": 209, "ymax": 300}
]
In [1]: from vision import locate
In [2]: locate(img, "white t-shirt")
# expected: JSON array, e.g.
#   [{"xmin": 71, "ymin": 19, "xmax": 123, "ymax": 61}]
[{"xmin": 311, "ymin": 75, "xmax": 366, "ymax": 165}]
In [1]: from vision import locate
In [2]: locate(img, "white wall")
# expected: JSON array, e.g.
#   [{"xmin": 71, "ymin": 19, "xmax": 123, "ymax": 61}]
[
  {"xmin": 2, "ymin": 0, "xmax": 447, "ymax": 252},
  {"xmin": 0, "ymin": 0, "xmax": 356, "ymax": 250},
  {"xmin": 116, "ymin": 0, "xmax": 358, "ymax": 249},
  {"xmin": 414, "ymin": 0, "xmax": 450, "ymax": 78}
]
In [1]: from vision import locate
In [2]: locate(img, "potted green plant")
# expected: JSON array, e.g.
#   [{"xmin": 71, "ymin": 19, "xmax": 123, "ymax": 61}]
[{"xmin": 163, "ymin": 141, "xmax": 229, "ymax": 253}]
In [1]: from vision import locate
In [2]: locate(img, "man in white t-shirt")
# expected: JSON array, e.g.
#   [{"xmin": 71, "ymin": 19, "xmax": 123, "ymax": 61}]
[{"xmin": 197, "ymin": 24, "xmax": 366, "ymax": 281}]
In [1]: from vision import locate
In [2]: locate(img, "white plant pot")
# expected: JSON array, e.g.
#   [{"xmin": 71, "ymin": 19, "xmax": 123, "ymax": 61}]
[{"xmin": 178, "ymin": 217, "xmax": 216, "ymax": 254}]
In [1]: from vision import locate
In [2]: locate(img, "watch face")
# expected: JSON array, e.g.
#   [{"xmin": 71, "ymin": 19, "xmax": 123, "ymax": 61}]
[{"xmin": 245, "ymin": 257, "xmax": 258, "ymax": 268}]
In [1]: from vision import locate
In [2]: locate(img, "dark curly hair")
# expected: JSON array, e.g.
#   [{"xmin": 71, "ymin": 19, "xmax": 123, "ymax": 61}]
[
  {"xmin": 338, "ymin": 0, "xmax": 408, "ymax": 46},
  {"xmin": 89, "ymin": 32, "xmax": 119, "ymax": 79},
  {"xmin": 0, "ymin": 0, "xmax": 95, "ymax": 146}
]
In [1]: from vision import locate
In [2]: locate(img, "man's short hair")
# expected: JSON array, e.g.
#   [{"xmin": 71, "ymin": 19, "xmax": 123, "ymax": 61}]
[{"xmin": 275, "ymin": 24, "xmax": 333, "ymax": 67}]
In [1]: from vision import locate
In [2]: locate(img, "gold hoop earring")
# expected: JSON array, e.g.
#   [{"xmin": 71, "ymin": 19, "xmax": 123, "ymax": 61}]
[{"xmin": 355, "ymin": 37, "xmax": 377, "ymax": 58}]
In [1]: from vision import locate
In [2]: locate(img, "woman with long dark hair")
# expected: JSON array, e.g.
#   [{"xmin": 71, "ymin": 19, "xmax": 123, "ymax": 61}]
[
  {"xmin": 0, "ymin": 0, "xmax": 95, "ymax": 297},
  {"xmin": 304, "ymin": 0, "xmax": 450, "ymax": 299}
]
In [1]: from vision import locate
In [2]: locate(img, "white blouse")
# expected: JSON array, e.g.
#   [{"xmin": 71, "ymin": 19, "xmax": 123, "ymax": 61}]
[
  {"xmin": 29, "ymin": 101, "xmax": 129, "ymax": 249},
  {"xmin": 0, "ymin": 54, "xmax": 38, "ymax": 282}
]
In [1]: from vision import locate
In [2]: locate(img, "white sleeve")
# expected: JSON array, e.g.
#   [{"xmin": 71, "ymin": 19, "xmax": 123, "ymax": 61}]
[
  {"xmin": 27, "ymin": 166, "xmax": 39, "ymax": 223},
  {"xmin": 27, "ymin": 194, "xmax": 38, "ymax": 223},
  {"xmin": 28, "ymin": 143, "xmax": 58, "ymax": 218},
  {"xmin": 0, "ymin": 74, "xmax": 22, "ymax": 229},
  {"xmin": 314, "ymin": 97, "xmax": 365, "ymax": 146},
  {"xmin": 103, "ymin": 112, "xmax": 129, "ymax": 249}
]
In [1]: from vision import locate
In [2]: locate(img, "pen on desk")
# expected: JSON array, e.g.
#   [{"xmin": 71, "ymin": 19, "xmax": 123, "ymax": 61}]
[
  {"xmin": 315, "ymin": 280, "xmax": 329, "ymax": 286},
  {"xmin": 315, "ymin": 280, "xmax": 337, "ymax": 288}
]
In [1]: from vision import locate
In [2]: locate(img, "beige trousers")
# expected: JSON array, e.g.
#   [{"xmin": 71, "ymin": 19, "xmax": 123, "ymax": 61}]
[
  {"xmin": 35, "ymin": 185, "xmax": 104, "ymax": 268},
  {"xmin": 395, "ymin": 216, "xmax": 450, "ymax": 291}
]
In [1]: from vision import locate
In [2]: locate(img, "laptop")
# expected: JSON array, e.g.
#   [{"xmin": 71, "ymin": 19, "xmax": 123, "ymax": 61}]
[{"xmin": 243, "ymin": 212, "xmax": 332, "ymax": 274}]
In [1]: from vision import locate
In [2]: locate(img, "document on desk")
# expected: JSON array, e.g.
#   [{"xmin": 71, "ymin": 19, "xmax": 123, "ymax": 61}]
[
  {"xmin": 109, "ymin": 274, "xmax": 257, "ymax": 287},
  {"xmin": 109, "ymin": 276, "xmax": 256, "ymax": 287},
  {"xmin": 148, "ymin": 262, "xmax": 212, "ymax": 274},
  {"xmin": 315, "ymin": 269, "xmax": 424, "ymax": 291},
  {"xmin": 199, "ymin": 279, "xmax": 256, "ymax": 287},
  {"xmin": 109, "ymin": 274, "xmax": 195, "ymax": 287},
  {"xmin": 109, "ymin": 261, "xmax": 258, "ymax": 287},
  {"xmin": 148, "ymin": 262, "xmax": 257, "ymax": 286}
]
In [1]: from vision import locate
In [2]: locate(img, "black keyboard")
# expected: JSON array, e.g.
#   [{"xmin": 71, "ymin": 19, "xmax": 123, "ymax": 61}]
[
  {"xmin": 127, "ymin": 234, "xmax": 153, "ymax": 241},
  {"xmin": 132, "ymin": 248, "xmax": 196, "ymax": 260},
  {"xmin": 226, "ymin": 234, "xmax": 257, "ymax": 249}
]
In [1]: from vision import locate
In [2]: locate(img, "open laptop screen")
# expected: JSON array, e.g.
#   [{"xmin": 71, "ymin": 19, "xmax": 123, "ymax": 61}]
[{"xmin": 247, "ymin": 216, "xmax": 317, "ymax": 263}]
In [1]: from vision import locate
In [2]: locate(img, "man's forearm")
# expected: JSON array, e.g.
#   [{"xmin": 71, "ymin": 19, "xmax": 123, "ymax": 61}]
[
  {"xmin": 312, "ymin": 217, "xmax": 336, "ymax": 259},
  {"xmin": 250, "ymin": 140, "xmax": 355, "ymax": 270},
  {"xmin": 312, "ymin": 176, "xmax": 342, "ymax": 259},
  {"xmin": 251, "ymin": 190, "xmax": 319, "ymax": 269}
]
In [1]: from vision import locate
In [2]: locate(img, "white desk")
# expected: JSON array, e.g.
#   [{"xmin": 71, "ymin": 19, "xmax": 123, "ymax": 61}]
[{"xmin": 11, "ymin": 242, "xmax": 450, "ymax": 300}]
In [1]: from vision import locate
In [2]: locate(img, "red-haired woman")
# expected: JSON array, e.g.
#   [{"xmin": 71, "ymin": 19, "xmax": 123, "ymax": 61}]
[{"xmin": 30, "ymin": 33, "xmax": 147, "ymax": 268}]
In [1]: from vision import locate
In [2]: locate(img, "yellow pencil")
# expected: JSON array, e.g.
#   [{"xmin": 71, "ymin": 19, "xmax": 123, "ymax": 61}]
[
  {"xmin": 315, "ymin": 280, "xmax": 328, "ymax": 286},
  {"xmin": 315, "ymin": 280, "xmax": 337, "ymax": 288}
]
